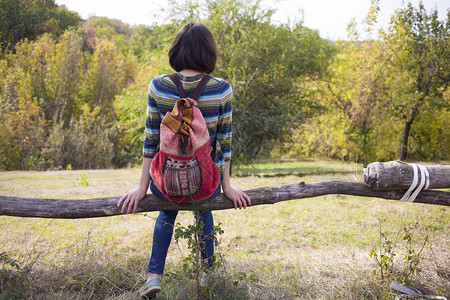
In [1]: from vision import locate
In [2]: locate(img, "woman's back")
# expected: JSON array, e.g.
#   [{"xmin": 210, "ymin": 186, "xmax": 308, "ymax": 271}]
[{"xmin": 145, "ymin": 72, "xmax": 233, "ymax": 171}]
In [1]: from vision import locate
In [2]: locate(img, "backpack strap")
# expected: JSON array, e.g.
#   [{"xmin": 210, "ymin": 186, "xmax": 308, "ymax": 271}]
[
  {"xmin": 191, "ymin": 75, "xmax": 210, "ymax": 100},
  {"xmin": 163, "ymin": 74, "xmax": 211, "ymax": 138},
  {"xmin": 168, "ymin": 73, "xmax": 210, "ymax": 100}
]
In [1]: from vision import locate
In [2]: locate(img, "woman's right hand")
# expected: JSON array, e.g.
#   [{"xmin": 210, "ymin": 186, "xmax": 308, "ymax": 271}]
[
  {"xmin": 117, "ymin": 186, "xmax": 147, "ymax": 214},
  {"xmin": 223, "ymin": 185, "xmax": 251, "ymax": 209}
]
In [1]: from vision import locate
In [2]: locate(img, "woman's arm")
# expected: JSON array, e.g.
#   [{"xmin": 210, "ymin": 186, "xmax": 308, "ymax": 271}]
[
  {"xmin": 222, "ymin": 160, "xmax": 251, "ymax": 209},
  {"xmin": 118, "ymin": 82, "xmax": 160, "ymax": 214},
  {"xmin": 117, "ymin": 157, "xmax": 152, "ymax": 214}
]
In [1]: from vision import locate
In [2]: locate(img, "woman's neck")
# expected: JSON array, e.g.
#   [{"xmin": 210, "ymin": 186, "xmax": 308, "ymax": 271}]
[{"xmin": 179, "ymin": 69, "xmax": 202, "ymax": 76}]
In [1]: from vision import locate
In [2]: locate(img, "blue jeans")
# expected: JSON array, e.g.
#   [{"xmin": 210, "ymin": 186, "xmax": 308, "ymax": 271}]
[
  {"xmin": 147, "ymin": 180, "xmax": 219, "ymax": 275},
  {"xmin": 147, "ymin": 210, "xmax": 215, "ymax": 274}
]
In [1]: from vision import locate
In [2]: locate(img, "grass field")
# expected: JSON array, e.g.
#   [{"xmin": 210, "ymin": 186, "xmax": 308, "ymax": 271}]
[{"xmin": 0, "ymin": 160, "xmax": 449, "ymax": 299}]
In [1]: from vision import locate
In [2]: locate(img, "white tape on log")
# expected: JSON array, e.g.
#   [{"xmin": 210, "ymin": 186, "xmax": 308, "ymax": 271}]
[{"xmin": 400, "ymin": 164, "xmax": 430, "ymax": 202}]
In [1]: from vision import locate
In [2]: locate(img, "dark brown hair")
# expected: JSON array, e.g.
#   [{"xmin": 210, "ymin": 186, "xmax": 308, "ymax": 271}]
[{"xmin": 169, "ymin": 22, "xmax": 218, "ymax": 74}]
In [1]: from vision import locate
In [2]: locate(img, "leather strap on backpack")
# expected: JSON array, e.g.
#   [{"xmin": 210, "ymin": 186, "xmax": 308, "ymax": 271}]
[
  {"xmin": 168, "ymin": 73, "xmax": 210, "ymax": 100},
  {"xmin": 163, "ymin": 74, "xmax": 210, "ymax": 137}
]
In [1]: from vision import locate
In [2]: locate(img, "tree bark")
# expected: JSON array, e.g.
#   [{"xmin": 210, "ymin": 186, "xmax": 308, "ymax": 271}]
[
  {"xmin": 399, "ymin": 91, "xmax": 425, "ymax": 161},
  {"xmin": 364, "ymin": 161, "xmax": 450, "ymax": 190},
  {"xmin": 0, "ymin": 179, "xmax": 448, "ymax": 219},
  {"xmin": 399, "ymin": 119, "xmax": 413, "ymax": 161}
]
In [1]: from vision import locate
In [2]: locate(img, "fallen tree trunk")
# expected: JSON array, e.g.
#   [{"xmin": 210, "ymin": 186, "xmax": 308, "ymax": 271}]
[
  {"xmin": 364, "ymin": 161, "xmax": 450, "ymax": 190},
  {"xmin": 0, "ymin": 179, "xmax": 448, "ymax": 219}
]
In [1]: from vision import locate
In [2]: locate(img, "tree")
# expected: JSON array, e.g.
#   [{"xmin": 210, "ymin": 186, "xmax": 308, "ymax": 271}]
[
  {"xmin": 0, "ymin": 52, "xmax": 46, "ymax": 170},
  {"xmin": 286, "ymin": 1, "xmax": 449, "ymax": 163},
  {"xmin": 43, "ymin": 5, "xmax": 82, "ymax": 36},
  {"xmin": 9, "ymin": 30, "xmax": 84, "ymax": 127},
  {"xmin": 49, "ymin": 30, "xmax": 84, "ymax": 127},
  {"xmin": 324, "ymin": 1, "xmax": 387, "ymax": 166},
  {"xmin": 0, "ymin": 0, "xmax": 81, "ymax": 51},
  {"xmin": 204, "ymin": 0, "xmax": 334, "ymax": 163},
  {"xmin": 129, "ymin": 24, "xmax": 177, "ymax": 63},
  {"xmin": 80, "ymin": 37, "xmax": 136, "ymax": 120},
  {"xmin": 382, "ymin": 3, "xmax": 450, "ymax": 160}
]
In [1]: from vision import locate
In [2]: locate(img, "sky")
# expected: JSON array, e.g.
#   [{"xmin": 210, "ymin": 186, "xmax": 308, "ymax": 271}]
[{"xmin": 54, "ymin": 0, "xmax": 449, "ymax": 40}]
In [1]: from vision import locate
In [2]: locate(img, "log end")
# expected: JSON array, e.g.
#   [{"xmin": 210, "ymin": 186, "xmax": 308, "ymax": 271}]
[
  {"xmin": 364, "ymin": 161, "xmax": 411, "ymax": 190},
  {"xmin": 364, "ymin": 161, "xmax": 382, "ymax": 189}
]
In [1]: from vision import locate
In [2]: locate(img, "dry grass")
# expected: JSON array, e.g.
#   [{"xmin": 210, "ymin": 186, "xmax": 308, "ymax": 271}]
[{"xmin": 0, "ymin": 160, "xmax": 449, "ymax": 299}]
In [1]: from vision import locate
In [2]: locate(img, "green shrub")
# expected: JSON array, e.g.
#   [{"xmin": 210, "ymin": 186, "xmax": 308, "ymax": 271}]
[
  {"xmin": 43, "ymin": 118, "xmax": 114, "ymax": 169},
  {"xmin": 0, "ymin": 252, "xmax": 29, "ymax": 300}
]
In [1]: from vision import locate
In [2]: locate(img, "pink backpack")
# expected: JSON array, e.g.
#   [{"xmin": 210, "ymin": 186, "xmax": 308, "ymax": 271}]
[{"xmin": 150, "ymin": 74, "xmax": 220, "ymax": 203}]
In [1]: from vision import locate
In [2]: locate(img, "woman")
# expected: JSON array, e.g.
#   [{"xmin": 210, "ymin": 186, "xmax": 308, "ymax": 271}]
[{"xmin": 117, "ymin": 22, "xmax": 251, "ymax": 298}]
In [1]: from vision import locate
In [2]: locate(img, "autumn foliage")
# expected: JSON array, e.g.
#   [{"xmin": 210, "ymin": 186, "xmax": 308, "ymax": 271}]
[{"xmin": 0, "ymin": 0, "xmax": 448, "ymax": 170}]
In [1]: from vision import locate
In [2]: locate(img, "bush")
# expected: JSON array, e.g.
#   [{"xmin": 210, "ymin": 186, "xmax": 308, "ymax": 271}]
[
  {"xmin": 0, "ymin": 252, "xmax": 29, "ymax": 300},
  {"xmin": 44, "ymin": 118, "xmax": 114, "ymax": 169}
]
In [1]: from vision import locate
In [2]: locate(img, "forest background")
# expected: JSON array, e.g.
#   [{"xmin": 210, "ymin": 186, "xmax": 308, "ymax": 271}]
[{"xmin": 0, "ymin": 0, "xmax": 449, "ymax": 171}]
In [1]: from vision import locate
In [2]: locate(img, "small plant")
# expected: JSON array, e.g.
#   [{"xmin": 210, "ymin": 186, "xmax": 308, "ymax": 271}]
[
  {"xmin": 369, "ymin": 218, "xmax": 428, "ymax": 285},
  {"xmin": 174, "ymin": 212, "xmax": 224, "ymax": 289},
  {"xmin": 72, "ymin": 172, "xmax": 90, "ymax": 186},
  {"xmin": 369, "ymin": 219, "xmax": 397, "ymax": 281},
  {"xmin": 400, "ymin": 222, "xmax": 428, "ymax": 285},
  {"xmin": 234, "ymin": 271, "xmax": 259, "ymax": 290},
  {"xmin": 0, "ymin": 252, "xmax": 29, "ymax": 300}
]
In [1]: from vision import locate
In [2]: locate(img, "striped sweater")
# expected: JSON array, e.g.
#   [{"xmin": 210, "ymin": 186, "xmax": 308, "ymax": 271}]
[{"xmin": 143, "ymin": 72, "xmax": 233, "ymax": 172}]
